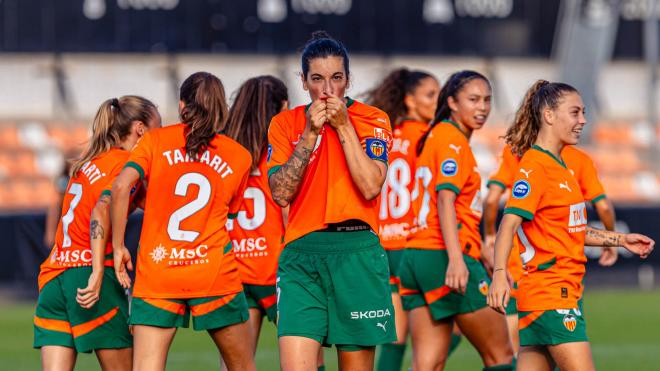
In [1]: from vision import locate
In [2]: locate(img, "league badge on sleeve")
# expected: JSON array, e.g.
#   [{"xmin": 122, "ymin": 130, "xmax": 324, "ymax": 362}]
[
  {"xmin": 512, "ymin": 179, "xmax": 531, "ymax": 199},
  {"xmin": 441, "ymin": 159, "xmax": 458, "ymax": 176},
  {"xmin": 366, "ymin": 138, "xmax": 388, "ymax": 162}
]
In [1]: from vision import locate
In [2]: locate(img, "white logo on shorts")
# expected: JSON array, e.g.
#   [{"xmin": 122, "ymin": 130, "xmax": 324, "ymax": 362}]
[{"xmin": 377, "ymin": 321, "xmax": 388, "ymax": 332}]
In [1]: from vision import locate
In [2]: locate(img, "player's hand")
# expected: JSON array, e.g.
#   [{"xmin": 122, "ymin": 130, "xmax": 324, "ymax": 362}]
[
  {"xmin": 487, "ymin": 270, "xmax": 510, "ymax": 314},
  {"xmin": 114, "ymin": 246, "xmax": 133, "ymax": 289},
  {"xmin": 481, "ymin": 234, "xmax": 496, "ymax": 275},
  {"xmin": 76, "ymin": 270, "xmax": 103, "ymax": 309},
  {"xmin": 325, "ymin": 93, "xmax": 349, "ymax": 129},
  {"xmin": 622, "ymin": 233, "xmax": 655, "ymax": 259},
  {"xmin": 599, "ymin": 246, "xmax": 619, "ymax": 266},
  {"xmin": 446, "ymin": 257, "xmax": 469, "ymax": 294},
  {"xmin": 305, "ymin": 99, "xmax": 327, "ymax": 135}
]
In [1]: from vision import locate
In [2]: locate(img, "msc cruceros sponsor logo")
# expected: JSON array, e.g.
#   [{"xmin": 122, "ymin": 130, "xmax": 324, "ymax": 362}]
[
  {"xmin": 350, "ymin": 308, "xmax": 392, "ymax": 320},
  {"xmin": 150, "ymin": 243, "xmax": 210, "ymax": 266},
  {"xmin": 53, "ymin": 249, "xmax": 93, "ymax": 266},
  {"xmin": 232, "ymin": 237, "xmax": 270, "ymax": 258}
]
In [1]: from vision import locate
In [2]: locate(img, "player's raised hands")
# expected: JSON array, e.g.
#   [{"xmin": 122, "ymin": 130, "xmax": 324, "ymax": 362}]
[
  {"xmin": 305, "ymin": 99, "xmax": 327, "ymax": 134},
  {"xmin": 325, "ymin": 93, "xmax": 349, "ymax": 129}
]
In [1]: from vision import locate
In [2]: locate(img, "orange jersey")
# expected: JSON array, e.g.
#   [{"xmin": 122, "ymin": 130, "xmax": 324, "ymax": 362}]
[
  {"xmin": 504, "ymin": 145, "xmax": 587, "ymax": 311},
  {"xmin": 228, "ymin": 153, "xmax": 284, "ymax": 285},
  {"xmin": 127, "ymin": 123, "xmax": 251, "ymax": 299},
  {"xmin": 38, "ymin": 148, "xmax": 129, "ymax": 291},
  {"xmin": 406, "ymin": 121, "xmax": 483, "ymax": 260},
  {"xmin": 267, "ymin": 98, "xmax": 392, "ymax": 245},
  {"xmin": 377, "ymin": 120, "xmax": 428, "ymax": 250},
  {"xmin": 488, "ymin": 144, "xmax": 607, "ymax": 281}
]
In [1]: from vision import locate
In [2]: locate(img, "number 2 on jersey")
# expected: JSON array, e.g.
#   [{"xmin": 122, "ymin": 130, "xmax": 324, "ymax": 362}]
[{"xmin": 167, "ymin": 173, "xmax": 211, "ymax": 242}]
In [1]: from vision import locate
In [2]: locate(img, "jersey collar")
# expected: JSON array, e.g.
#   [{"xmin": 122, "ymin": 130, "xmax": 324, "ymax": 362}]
[
  {"xmin": 531, "ymin": 144, "xmax": 567, "ymax": 168},
  {"xmin": 442, "ymin": 119, "xmax": 469, "ymax": 139}
]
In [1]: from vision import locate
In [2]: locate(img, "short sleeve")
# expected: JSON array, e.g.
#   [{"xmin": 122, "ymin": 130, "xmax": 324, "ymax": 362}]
[
  {"xmin": 267, "ymin": 115, "xmax": 293, "ymax": 178},
  {"xmin": 125, "ymin": 131, "xmax": 155, "ymax": 181},
  {"xmin": 503, "ymin": 160, "xmax": 547, "ymax": 221},
  {"xmin": 575, "ymin": 157, "xmax": 606, "ymax": 203},
  {"xmin": 357, "ymin": 109, "xmax": 392, "ymax": 164},
  {"xmin": 101, "ymin": 161, "xmax": 127, "ymax": 197},
  {"xmin": 228, "ymin": 169, "xmax": 250, "ymax": 219},
  {"xmin": 432, "ymin": 137, "xmax": 470, "ymax": 195},
  {"xmin": 488, "ymin": 146, "xmax": 518, "ymax": 190}
]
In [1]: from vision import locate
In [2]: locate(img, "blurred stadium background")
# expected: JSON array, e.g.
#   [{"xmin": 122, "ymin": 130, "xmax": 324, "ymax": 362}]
[{"xmin": 0, "ymin": 0, "xmax": 658, "ymax": 370}]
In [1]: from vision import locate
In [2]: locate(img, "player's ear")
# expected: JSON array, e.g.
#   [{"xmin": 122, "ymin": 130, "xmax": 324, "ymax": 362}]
[
  {"xmin": 543, "ymin": 107, "xmax": 554, "ymax": 126},
  {"xmin": 301, "ymin": 73, "xmax": 309, "ymax": 92},
  {"xmin": 448, "ymin": 95, "xmax": 459, "ymax": 113},
  {"xmin": 178, "ymin": 100, "xmax": 185, "ymax": 113},
  {"xmin": 133, "ymin": 120, "xmax": 146, "ymax": 137}
]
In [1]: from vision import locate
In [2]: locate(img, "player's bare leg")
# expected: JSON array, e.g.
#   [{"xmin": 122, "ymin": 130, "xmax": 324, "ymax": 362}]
[
  {"xmin": 409, "ymin": 305, "xmax": 452, "ymax": 371},
  {"xmin": 279, "ymin": 336, "xmax": 322, "ymax": 371},
  {"xmin": 455, "ymin": 307, "xmax": 514, "ymax": 367},
  {"xmin": 132, "ymin": 325, "xmax": 176, "ymax": 371},
  {"xmin": 392, "ymin": 292, "xmax": 409, "ymax": 344},
  {"xmin": 95, "ymin": 347, "xmax": 132, "ymax": 371},
  {"xmin": 337, "ymin": 347, "xmax": 376, "ymax": 371},
  {"xmin": 547, "ymin": 342, "xmax": 595, "ymax": 371},
  {"xmin": 41, "ymin": 345, "xmax": 76, "ymax": 371},
  {"xmin": 209, "ymin": 321, "xmax": 256, "ymax": 371},
  {"xmin": 221, "ymin": 308, "xmax": 262, "ymax": 370},
  {"xmin": 506, "ymin": 314, "xmax": 520, "ymax": 354},
  {"xmin": 517, "ymin": 346, "xmax": 554, "ymax": 371}
]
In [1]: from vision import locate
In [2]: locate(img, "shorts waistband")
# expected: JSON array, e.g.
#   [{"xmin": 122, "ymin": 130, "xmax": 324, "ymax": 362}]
[
  {"xmin": 317, "ymin": 219, "xmax": 371, "ymax": 232},
  {"xmin": 285, "ymin": 230, "xmax": 380, "ymax": 253}
]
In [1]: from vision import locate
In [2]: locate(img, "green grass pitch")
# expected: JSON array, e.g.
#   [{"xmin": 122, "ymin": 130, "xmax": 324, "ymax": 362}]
[{"xmin": 2, "ymin": 289, "xmax": 658, "ymax": 370}]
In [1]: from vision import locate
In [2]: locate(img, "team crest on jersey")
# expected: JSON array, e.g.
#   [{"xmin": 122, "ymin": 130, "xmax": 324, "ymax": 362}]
[
  {"xmin": 441, "ymin": 159, "xmax": 458, "ymax": 176},
  {"xmin": 366, "ymin": 138, "xmax": 388, "ymax": 161},
  {"xmin": 267, "ymin": 144, "xmax": 273, "ymax": 163},
  {"xmin": 563, "ymin": 314, "xmax": 577, "ymax": 332},
  {"xmin": 512, "ymin": 180, "xmax": 531, "ymax": 199},
  {"xmin": 478, "ymin": 280, "xmax": 489, "ymax": 295}
]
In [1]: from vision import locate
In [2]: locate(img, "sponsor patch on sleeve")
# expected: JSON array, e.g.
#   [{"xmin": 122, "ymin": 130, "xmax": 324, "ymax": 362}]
[
  {"xmin": 441, "ymin": 159, "xmax": 458, "ymax": 176},
  {"xmin": 512, "ymin": 180, "xmax": 531, "ymax": 199},
  {"xmin": 365, "ymin": 138, "xmax": 388, "ymax": 162}
]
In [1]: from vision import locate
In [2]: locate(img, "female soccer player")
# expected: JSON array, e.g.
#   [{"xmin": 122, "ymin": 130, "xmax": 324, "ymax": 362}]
[
  {"xmin": 399, "ymin": 70, "xmax": 514, "ymax": 370},
  {"xmin": 488, "ymin": 80, "xmax": 655, "ymax": 371},
  {"xmin": 366, "ymin": 68, "xmax": 440, "ymax": 371},
  {"xmin": 111, "ymin": 72, "xmax": 256, "ymax": 371},
  {"xmin": 224, "ymin": 75, "xmax": 289, "ymax": 355},
  {"xmin": 483, "ymin": 141, "xmax": 617, "ymax": 354},
  {"xmin": 34, "ymin": 96, "xmax": 160, "ymax": 370},
  {"xmin": 267, "ymin": 31, "xmax": 395, "ymax": 370}
]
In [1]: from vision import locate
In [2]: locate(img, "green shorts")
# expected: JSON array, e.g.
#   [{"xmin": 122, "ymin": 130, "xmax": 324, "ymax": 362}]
[
  {"xmin": 130, "ymin": 291, "xmax": 249, "ymax": 331},
  {"xmin": 399, "ymin": 248, "xmax": 489, "ymax": 320},
  {"xmin": 519, "ymin": 308, "xmax": 588, "ymax": 346},
  {"xmin": 34, "ymin": 266, "xmax": 132, "ymax": 353},
  {"xmin": 244, "ymin": 284, "xmax": 277, "ymax": 323},
  {"xmin": 385, "ymin": 249, "xmax": 404, "ymax": 293},
  {"xmin": 276, "ymin": 230, "xmax": 396, "ymax": 350},
  {"xmin": 505, "ymin": 282, "xmax": 518, "ymax": 315}
]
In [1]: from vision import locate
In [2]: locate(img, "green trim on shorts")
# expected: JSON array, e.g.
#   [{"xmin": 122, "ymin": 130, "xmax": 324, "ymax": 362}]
[
  {"xmin": 130, "ymin": 291, "xmax": 249, "ymax": 331},
  {"xmin": 505, "ymin": 282, "xmax": 518, "ymax": 315},
  {"xmin": 385, "ymin": 249, "xmax": 404, "ymax": 293},
  {"xmin": 124, "ymin": 161, "xmax": 144, "ymax": 180},
  {"xmin": 277, "ymin": 230, "xmax": 396, "ymax": 347},
  {"xmin": 519, "ymin": 308, "xmax": 587, "ymax": 346},
  {"xmin": 398, "ymin": 248, "xmax": 489, "ymax": 320},
  {"xmin": 244, "ymin": 284, "xmax": 277, "ymax": 323},
  {"xmin": 34, "ymin": 267, "xmax": 132, "ymax": 353}
]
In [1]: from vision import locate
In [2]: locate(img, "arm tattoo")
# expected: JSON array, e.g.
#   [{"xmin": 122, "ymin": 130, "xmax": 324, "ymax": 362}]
[
  {"xmin": 269, "ymin": 142, "xmax": 314, "ymax": 205},
  {"xmin": 586, "ymin": 227, "xmax": 620, "ymax": 247},
  {"xmin": 90, "ymin": 220, "xmax": 104, "ymax": 240}
]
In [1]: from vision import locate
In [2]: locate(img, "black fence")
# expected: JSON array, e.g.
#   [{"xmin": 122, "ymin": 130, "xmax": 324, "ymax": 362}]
[
  {"xmin": 0, "ymin": 0, "xmax": 653, "ymax": 58},
  {"xmin": 1, "ymin": 204, "xmax": 658, "ymax": 298}
]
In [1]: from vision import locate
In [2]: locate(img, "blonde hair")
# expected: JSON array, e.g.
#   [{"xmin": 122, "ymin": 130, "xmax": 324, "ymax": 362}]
[{"xmin": 71, "ymin": 96, "xmax": 157, "ymax": 176}]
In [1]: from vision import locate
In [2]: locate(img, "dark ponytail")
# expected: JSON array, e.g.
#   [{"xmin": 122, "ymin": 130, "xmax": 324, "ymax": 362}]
[
  {"xmin": 505, "ymin": 80, "xmax": 578, "ymax": 157},
  {"xmin": 301, "ymin": 31, "xmax": 350, "ymax": 79},
  {"xmin": 365, "ymin": 68, "xmax": 435, "ymax": 126},
  {"xmin": 416, "ymin": 70, "xmax": 490, "ymax": 155},
  {"xmin": 225, "ymin": 75, "xmax": 288, "ymax": 170},
  {"xmin": 179, "ymin": 72, "xmax": 228, "ymax": 159}
]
